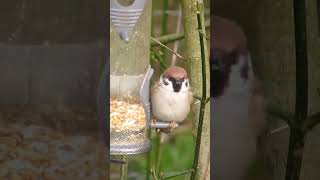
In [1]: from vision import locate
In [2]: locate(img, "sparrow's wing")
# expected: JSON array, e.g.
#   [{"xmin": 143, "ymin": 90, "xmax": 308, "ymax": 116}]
[
  {"xmin": 188, "ymin": 90, "xmax": 194, "ymax": 105},
  {"xmin": 150, "ymin": 83, "xmax": 160, "ymax": 116},
  {"xmin": 151, "ymin": 82, "xmax": 162, "ymax": 96}
]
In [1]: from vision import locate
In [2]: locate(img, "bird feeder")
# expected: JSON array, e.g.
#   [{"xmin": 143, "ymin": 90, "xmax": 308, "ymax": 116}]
[{"xmin": 110, "ymin": 0, "xmax": 152, "ymax": 155}]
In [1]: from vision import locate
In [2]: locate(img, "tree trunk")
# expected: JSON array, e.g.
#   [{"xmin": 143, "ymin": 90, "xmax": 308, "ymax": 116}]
[{"xmin": 180, "ymin": 0, "xmax": 210, "ymax": 179}]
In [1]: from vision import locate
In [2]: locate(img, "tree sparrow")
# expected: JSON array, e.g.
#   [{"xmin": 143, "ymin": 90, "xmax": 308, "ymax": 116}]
[
  {"xmin": 211, "ymin": 16, "xmax": 266, "ymax": 180},
  {"xmin": 151, "ymin": 66, "xmax": 193, "ymax": 131}
]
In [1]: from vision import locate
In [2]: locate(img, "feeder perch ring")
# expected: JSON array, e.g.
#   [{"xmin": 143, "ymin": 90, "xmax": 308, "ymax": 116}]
[{"xmin": 150, "ymin": 121, "xmax": 180, "ymax": 129}]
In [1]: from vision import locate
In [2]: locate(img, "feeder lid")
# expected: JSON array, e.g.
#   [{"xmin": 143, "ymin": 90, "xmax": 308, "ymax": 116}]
[{"xmin": 110, "ymin": 0, "xmax": 147, "ymax": 43}]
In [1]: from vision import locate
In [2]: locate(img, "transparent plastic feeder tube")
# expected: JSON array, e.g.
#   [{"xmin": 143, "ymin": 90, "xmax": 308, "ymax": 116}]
[{"xmin": 110, "ymin": 73, "xmax": 151, "ymax": 155}]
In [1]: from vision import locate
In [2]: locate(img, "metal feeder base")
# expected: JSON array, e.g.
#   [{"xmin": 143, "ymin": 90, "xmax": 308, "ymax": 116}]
[{"xmin": 110, "ymin": 140, "xmax": 150, "ymax": 155}]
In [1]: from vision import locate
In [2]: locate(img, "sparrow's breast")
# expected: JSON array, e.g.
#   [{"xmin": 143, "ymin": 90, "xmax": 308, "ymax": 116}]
[
  {"xmin": 151, "ymin": 87, "xmax": 190, "ymax": 122},
  {"xmin": 211, "ymin": 53, "xmax": 264, "ymax": 180}
]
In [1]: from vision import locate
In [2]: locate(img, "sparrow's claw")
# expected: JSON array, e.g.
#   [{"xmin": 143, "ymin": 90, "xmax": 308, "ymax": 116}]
[
  {"xmin": 151, "ymin": 118, "xmax": 161, "ymax": 132},
  {"xmin": 169, "ymin": 121, "xmax": 177, "ymax": 132},
  {"xmin": 152, "ymin": 118, "xmax": 157, "ymax": 124}
]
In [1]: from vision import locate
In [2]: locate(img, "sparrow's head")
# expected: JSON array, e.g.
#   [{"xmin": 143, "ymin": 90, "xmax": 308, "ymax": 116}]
[
  {"xmin": 211, "ymin": 16, "xmax": 252, "ymax": 98},
  {"xmin": 160, "ymin": 66, "xmax": 190, "ymax": 93},
  {"xmin": 211, "ymin": 51, "xmax": 251, "ymax": 98}
]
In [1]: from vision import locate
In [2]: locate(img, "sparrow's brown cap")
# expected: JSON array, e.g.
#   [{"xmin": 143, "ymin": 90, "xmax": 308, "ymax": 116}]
[{"xmin": 163, "ymin": 66, "xmax": 187, "ymax": 79}]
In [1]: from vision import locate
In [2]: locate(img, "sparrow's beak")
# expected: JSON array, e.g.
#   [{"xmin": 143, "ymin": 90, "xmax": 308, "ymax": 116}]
[{"xmin": 172, "ymin": 79, "xmax": 183, "ymax": 92}]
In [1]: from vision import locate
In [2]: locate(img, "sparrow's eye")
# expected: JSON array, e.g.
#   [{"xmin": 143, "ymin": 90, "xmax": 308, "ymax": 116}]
[
  {"xmin": 163, "ymin": 79, "xmax": 169, "ymax": 86},
  {"xmin": 185, "ymin": 81, "xmax": 188, "ymax": 87}
]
